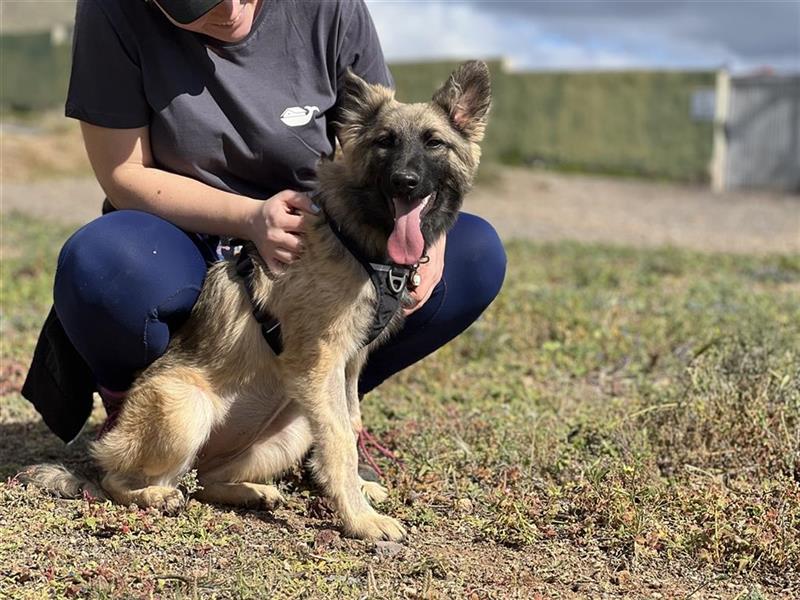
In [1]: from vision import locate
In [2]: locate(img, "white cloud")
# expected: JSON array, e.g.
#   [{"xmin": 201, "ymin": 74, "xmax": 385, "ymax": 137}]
[
  {"xmin": 366, "ymin": 1, "xmax": 513, "ymax": 63},
  {"xmin": 367, "ymin": 0, "xmax": 800, "ymax": 73}
]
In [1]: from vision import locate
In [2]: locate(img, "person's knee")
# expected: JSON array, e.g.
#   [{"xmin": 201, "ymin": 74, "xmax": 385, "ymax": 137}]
[
  {"xmin": 54, "ymin": 211, "xmax": 208, "ymax": 388},
  {"xmin": 54, "ymin": 217, "xmax": 115, "ymax": 314},
  {"xmin": 54, "ymin": 210, "xmax": 206, "ymax": 336},
  {"xmin": 453, "ymin": 213, "xmax": 507, "ymax": 310},
  {"xmin": 56, "ymin": 212, "xmax": 142, "ymax": 308}
]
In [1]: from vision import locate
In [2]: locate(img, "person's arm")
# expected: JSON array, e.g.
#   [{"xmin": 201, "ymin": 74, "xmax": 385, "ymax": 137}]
[
  {"xmin": 81, "ymin": 122, "xmax": 318, "ymax": 273},
  {"xmin": 68, "ymin": 2, "xmax": 317, "ymax": 273}
]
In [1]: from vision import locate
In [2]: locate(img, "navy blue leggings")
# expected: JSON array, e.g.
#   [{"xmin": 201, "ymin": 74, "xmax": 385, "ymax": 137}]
[{"xmin": 54, "ymin": 210, "xmax": 506, "ymax": 394}]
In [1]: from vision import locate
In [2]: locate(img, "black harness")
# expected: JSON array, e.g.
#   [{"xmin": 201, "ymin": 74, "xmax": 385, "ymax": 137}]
[
  {"xmin": 234, "ymin": 214, "xmax": 417, "ymax": 355},
  {"xmin": 234, "ymin": 250, "xmax": 285, "ymax": 354}
]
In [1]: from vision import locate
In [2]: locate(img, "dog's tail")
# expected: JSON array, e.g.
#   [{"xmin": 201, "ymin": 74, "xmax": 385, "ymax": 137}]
[{"xmin": 17, "ymin": 464, "xmax": 107, "ymax": 500}]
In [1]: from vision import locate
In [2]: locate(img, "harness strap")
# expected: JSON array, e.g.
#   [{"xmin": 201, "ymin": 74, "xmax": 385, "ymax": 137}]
[
  {"xmin": 234, "ymin": 250, "xmax": 284, "ymax": 355},
  {"xmin": 232, "ymin": 213, "xmax": 412, "ymax": 355},
  {"xmin": 324, "ymin": 211, "xmax": 411, "ymax": 346}
]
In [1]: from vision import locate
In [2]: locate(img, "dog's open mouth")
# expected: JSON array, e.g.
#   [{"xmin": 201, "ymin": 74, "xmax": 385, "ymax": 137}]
[{"xmin": 387, "ymin": 192, "xmax": 435, "ymax": 266}]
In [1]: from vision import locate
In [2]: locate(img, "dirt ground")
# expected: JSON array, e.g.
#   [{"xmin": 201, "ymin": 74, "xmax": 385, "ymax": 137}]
[
  {"xmin": 2, "ymin": 145, "xmax": 799, "ymax": 596},
  {"xmin": 2, "ymin": 168, "xmax": 797, "ymax": 254},
  {"xmin": 470, "ymin": 168, "xmax": 799, "ymax": 254}
]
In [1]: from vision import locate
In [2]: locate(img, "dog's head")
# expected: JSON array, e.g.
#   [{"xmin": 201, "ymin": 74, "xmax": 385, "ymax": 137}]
[{"xmin": 321, "ymin": 60, "xmax": 491, "ymax": 265}]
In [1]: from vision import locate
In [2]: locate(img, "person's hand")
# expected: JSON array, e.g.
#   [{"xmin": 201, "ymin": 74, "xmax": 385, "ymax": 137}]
[
  {"xmin": 246, "ymin": 190, "xmax": 320, "ymax": 274},
  {"xmin": 404, "ymin": 234, "xmax": 446, "ymax": 316}
]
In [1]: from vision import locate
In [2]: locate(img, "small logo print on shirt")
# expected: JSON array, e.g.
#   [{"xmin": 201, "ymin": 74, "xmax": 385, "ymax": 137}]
[{"xmin": 280, "ymin": 106, "xmax": 320, "ymax": 127}]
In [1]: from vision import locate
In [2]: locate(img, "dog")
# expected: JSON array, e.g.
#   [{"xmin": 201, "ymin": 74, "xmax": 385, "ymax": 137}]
[{"xmin": 22, "ymin": 61, "xmax": 491, "ymax": 541}]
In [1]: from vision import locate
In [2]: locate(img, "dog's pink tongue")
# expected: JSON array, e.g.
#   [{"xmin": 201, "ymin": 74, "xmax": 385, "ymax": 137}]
[{"xmin": 387, "ymin": 196, "xmax": 427, "ymax": 265}]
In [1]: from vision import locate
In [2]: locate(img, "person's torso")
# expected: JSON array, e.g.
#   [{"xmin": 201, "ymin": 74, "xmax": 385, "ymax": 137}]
[{"xmin": 124, "ymin": 0, "xmax": 347, "ymax": 198}]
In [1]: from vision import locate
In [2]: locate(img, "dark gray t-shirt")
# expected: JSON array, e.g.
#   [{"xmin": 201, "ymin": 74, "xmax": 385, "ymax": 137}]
[{"xmin": 66, "ymin": 0, "xmax": 393, "ymax": 199}]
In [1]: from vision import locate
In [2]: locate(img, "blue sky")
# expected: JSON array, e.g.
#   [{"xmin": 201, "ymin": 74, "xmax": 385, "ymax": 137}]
[{"xmin": 366, "ymin": 1, "xmax": 800, "ymax": 73}]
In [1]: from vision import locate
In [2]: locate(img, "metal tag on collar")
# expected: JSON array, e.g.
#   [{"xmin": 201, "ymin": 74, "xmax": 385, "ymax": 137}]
[
  {"xmin": 406, "ymin": 255, "xmax": 427, "ymax": 290},
  {"xmin": 387, "ymin": 267, "xmax": 408, "ymax": 294}
]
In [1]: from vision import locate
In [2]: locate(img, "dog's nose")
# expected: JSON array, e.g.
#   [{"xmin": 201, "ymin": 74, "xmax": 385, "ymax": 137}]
[{"xmin": 390, "ymin": 171, "xmax": 420, "ymax": 194}]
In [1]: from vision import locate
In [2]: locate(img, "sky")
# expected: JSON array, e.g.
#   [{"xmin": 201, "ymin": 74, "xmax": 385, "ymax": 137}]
[{"xmin": 366, "ymin": 0, "xmax": 800, "ymax": 73}]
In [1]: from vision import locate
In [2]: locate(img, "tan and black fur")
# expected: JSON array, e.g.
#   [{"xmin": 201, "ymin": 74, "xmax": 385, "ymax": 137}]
[{"xmin": 22, "ymin": 61, "xmax": 491, "ymax": 541}]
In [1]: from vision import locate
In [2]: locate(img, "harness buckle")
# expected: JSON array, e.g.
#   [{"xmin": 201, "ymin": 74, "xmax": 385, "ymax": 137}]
[{"xmin": 387, "ymin": 268, "xmax": 408, "ymax": 294}]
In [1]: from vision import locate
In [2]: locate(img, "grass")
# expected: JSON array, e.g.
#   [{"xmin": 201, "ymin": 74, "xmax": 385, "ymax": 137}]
[
  {"xmin": 1, "ymin": 112, "xmax": 93, "ymax": 183},
  {"xmin": 1, "ymin": 211, "xmax": 798, "ymax": 598}
]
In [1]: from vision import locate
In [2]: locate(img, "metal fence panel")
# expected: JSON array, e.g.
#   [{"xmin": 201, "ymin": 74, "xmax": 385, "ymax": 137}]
[{"xmin": 725, "ymin": 76, "xmax": 800, "ymax": 192}]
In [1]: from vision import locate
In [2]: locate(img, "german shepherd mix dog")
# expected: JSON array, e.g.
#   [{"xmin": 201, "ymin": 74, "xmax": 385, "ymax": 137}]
[{"xmin": 24, "ymin": 61, "xmax": 491, "ymax": 541}]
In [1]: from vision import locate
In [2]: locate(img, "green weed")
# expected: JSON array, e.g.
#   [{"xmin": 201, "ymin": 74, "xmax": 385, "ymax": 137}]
[{"xmin": 1, "ymin": 213, "xmax": 798, "ymax": 597}]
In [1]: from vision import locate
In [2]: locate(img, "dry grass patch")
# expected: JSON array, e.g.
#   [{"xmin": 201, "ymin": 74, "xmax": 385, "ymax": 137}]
[
  {"xmin": 1, "ymin": 113, "xmax": 91, "ymax": 183},
  {"xmin": 1, "ymin": 214, "xmax": 798, "ymax": 598}
]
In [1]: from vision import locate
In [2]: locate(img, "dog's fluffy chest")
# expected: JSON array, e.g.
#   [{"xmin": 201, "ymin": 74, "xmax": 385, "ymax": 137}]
[
  {"xmin": 184, "ymin": 246, "xmax": 379, "ymax": 470},
  {"xmin": 262, "ymin": 231, "xmax": 383, "ymax": 360},
  {"xmin": 196, "ymin": 382, "xmax": 302, "ymax": 472}
]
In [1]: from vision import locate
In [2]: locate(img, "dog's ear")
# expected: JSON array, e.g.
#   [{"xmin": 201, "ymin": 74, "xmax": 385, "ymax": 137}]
[
  {"xmin": 334, "ymin": 70, "xmax": 393, "ymax": 144},
  {"xmin": 432, "ymin": 60, "xmax": 492, "ymax": 143}
]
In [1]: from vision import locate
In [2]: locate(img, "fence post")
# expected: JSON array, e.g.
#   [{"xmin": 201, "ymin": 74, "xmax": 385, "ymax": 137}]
[{"xmin": 710, "ymin": 69, "xmax": 730, "ymax": 193}]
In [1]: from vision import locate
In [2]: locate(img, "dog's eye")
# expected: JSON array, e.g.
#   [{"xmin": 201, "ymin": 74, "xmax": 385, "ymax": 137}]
[
  {"xmin": 374, "ymin": 134, "xmax": 396, "ymax": 148},
  {"xmin": 425, "ymin": 137, "xmax": 446, "ymax": 149}
]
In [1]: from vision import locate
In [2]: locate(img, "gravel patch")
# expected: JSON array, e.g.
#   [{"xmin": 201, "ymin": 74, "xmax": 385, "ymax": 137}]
[{"xmin": 3, "ymin": 169, "xmax": 798, "ymax": 254}]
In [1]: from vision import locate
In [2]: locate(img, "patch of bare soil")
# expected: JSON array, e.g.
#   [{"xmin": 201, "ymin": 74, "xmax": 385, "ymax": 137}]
[
  {"xmin": 0, "ymin": 359, "xmax": 26, "ymax": 396},
  {"xmin": 3, "ymin": 167, "xmax": 798, "ymax": 254},
  {"xmin": 467, "ymin": 167, "xmax": 799, "ymax": 254},
  {"xmin": 2, "ymin": 176, "xmax": 105, "ymax": 225}
]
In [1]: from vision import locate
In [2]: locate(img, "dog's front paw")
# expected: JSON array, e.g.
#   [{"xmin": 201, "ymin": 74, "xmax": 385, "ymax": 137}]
[
  {"xmin": 346, "ymin": 511, "xmax": 406, "ymax": 541},
  {"xmin": 139, "ymin": 486, "xmax": 185, "ymax": 515},
  {"xmin": 360, "ymin": 478, "xmax": 388, "ymax": 504},
  {"xmin": 194, "ymin": 482, "xmax": 285, "ymax": 510},
  {"xmin": 248, "ymin": 483, "xmax": 286, "ymax": 510}
]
